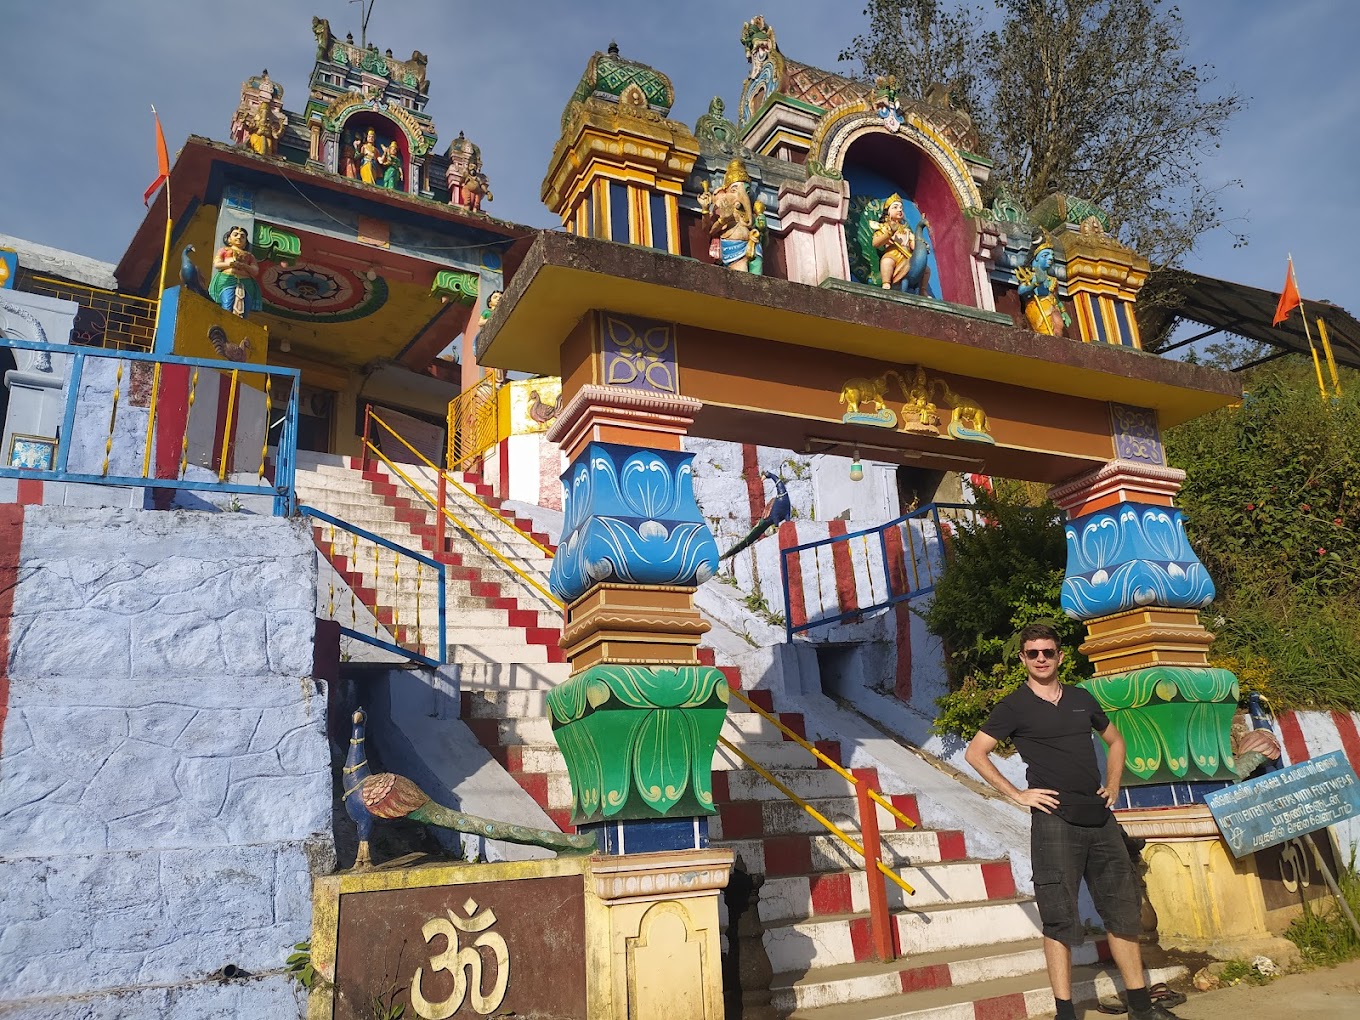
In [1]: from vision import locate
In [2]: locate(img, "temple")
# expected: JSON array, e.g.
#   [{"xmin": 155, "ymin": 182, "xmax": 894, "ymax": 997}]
[{"xmin": 2, "ymin": 13, "xmax": 1357, "ymax": 1020}]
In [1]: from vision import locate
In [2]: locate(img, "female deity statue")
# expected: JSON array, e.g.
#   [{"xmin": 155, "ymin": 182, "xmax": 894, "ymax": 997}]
[
  {"xmin": 871, "ymin": 195, "xmax": 929, "ymax": 293},
  {"xmin": 379, "ymin": 141, "xmax": 403, "ymax": 190},
  {"xmin": 698, "ymin": 158, "xmax": 760, "ymax": 273},
  {"xmin": 1017, "ymin": 236, "xmax": 1068, "ymax": 335},
  {"xmin": 208, "ymin": 226, "xmax": 262, "ymax": 319},
  {"xmin": 358, "ymin": 129, "xmax": 380, "ymax": 185}
]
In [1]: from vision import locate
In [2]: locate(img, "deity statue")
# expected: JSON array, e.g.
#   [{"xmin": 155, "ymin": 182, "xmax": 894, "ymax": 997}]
[
  {"xmin": 358, "ymin": 129, "xmax": 380, "ymax": 185},
  {"xmin": 447, "ymin": 132, "xmax": 492, "ymax": 211},
  {"xmin": 246, "ymin": 101, "xmax": 285, "ymax": 158},
  {"xmin": 872, "ymin": 75, "xmax": 904, "ymax": 133},
  {"xmin": 1017, "ymin": 234, "xmax": 1069, "ymax": 335},
  {"xmin": 379, "ymin": 140, "xmax": 403, "ymax": 190},
  {"xmin": 749, "ymin": 200, "xmax": 768, "ymax": 277},
  {"xmin": 208, "ymin": 226, "xmax": 262, "ymax": 319},
  {"xmin": 871, "ymin": 194, "xmax": 930, "ymax": 294},
  {"xmin": 698, "ymin": 158, "xmax": 760, "ymax": 273}
]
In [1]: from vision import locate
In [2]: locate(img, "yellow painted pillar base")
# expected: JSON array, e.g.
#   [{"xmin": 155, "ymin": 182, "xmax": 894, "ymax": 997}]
[
  {"xmin": 1122, "ymin": 805, "xmax": 1300, "ymax": 962},
  {"xmin": 586, "ymin": 848, "xmax": 734, "ymax": 1020}
]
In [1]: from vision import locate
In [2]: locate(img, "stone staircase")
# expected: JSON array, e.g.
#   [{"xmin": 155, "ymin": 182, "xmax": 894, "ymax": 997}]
[{"xmin": 293, "ymin": 452, "xmax": 1179, "ymax": 1019}]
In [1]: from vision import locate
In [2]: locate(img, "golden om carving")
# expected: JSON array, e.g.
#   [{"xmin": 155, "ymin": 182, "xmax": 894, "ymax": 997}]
[{"xmin": 410, "ymin": 897, "xmax": 510, "ymax": 1018}]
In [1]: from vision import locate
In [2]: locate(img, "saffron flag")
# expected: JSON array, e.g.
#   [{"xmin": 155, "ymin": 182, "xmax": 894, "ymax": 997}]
[
  {"xmin": 1273, "ymin": 258, "xmax": 1301, "ymax": 325},
  {"xmin": 143, "ymin": 109, "xmax": 170, "ymax": 207}
]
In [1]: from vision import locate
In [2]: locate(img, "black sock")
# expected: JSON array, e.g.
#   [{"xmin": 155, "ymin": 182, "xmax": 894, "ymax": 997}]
[
  {"xmin": 1128, "ymin": 986, "xmax": 1152, "ymax": 1012},
  {"xmin": 1055, "ymin": 998, "xmax": 1077, "ymax": 1020}
]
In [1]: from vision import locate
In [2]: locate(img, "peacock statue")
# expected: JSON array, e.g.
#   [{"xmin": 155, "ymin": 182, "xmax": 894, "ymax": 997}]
[
  {"xmin": 343, "ymin": 709, "xmax": 596, "ymax": 867},
  {"xmin": 719, "ymin": 472, "xmax": 791, "ymax": 561}
]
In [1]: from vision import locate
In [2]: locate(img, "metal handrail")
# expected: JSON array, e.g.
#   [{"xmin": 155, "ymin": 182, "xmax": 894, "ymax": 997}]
[
  {"xmin": 367, "ymin": 408, "xmax": 557, "ymax": 560},
  {"xmin": 725, "ymin": 685, "xmax": 916, "ymax": 831},
  {"xmin": 0, "ymin": 337, "xmax": 299, "ymax": 516},
  {"xmin": 300, "ymin": 504, "xmax": 447, "ymax": 668},
  {"xmin": 717, "ymin": 736, "xmax": 915, "ymax": 898},
  {"xmin": 364, "ymin": 439, "xmax": 562, "ymax": 608}
]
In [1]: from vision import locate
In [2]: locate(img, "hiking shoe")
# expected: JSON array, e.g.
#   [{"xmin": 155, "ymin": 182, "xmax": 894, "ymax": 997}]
[{"xmin": 1128, "ymin": 1003, "xmax": 1182, "ymax": 1020}]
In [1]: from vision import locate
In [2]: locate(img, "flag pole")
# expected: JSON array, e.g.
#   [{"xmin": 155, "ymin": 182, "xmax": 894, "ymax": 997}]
[
  {"xmin": 151, "ymin": 106, "xmax": 173, "ymax": 342},
  {"xmin": 1289, "ymin": 255, "xmax": 1328, "ymax": 403},
  {"xmin": 1316, "ymin": 317, "xmax": 1343, "ymax": 398}
]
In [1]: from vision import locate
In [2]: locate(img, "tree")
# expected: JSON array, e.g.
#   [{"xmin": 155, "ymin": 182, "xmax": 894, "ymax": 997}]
[{"xmin": 841, "ymin": 0, "xmax": 1245, "ymax": 266}]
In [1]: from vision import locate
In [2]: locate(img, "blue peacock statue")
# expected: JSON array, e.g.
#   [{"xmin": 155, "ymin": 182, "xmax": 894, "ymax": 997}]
[
  {"xmin": 343, "ymin": 709, "xmax": 596, "ymax": 867},
  {"xmin": 719, "ymin": 472, "xmax": 791, "ymax": 561}
]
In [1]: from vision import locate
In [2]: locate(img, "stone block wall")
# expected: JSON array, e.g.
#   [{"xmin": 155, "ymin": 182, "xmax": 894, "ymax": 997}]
[{"xmin": 0, "ymin": 506, "xmax": 332, "ymax": 1018}]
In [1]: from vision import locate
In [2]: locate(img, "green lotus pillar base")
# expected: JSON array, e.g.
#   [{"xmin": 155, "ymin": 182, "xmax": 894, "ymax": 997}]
[
  {"xmin": 1082, "ymin": 666, "xmax": 1241, "ymax": 785},
  {"xmin": 548, "ymin": 664, "xmax": 729, "ymax": 825}
]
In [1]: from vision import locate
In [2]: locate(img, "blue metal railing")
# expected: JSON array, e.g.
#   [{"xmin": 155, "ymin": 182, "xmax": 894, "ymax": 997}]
[
  {"xmin": 779, "ymin": 502, "xmax": 978, "ymax": 642},
  {"xmin": 0, "ymin": 337, "xmax": 300, "ymax": 516},
  {"xmin": 301, "ymin": 505, "xmax": 447, "ymax": 668}
]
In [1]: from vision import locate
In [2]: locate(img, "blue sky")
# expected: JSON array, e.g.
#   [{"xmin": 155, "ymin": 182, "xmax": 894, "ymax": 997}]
[{"xmin": 1, "ymin": 1, "xmax": 1355, "ymax": 312}]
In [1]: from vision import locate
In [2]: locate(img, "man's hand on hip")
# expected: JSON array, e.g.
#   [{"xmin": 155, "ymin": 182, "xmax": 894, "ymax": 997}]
[{"xmin": 1011, "ymin": 787, "xmax": 1059, "ymax": 813}]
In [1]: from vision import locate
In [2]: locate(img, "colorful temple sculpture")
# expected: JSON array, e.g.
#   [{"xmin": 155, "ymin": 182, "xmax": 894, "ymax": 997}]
[{"xmin": 4, "ymin": 11, "xmax": 1351, "ymax": 1020}]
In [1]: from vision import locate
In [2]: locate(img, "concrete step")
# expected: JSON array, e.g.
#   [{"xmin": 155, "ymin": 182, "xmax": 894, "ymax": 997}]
[
  {"xmin": 720, "ymin": 768, "xmax": 868, "ymax": 803},
  {"xmin": 447, "ymin": 642, "xmax": 555, "ymax": 665},
  {"xmin": 782, "ymin": 959, "xmax": 1187, "ymax": 1020},
  {"xmin": 711, "ymin": 796, "xmax": 912, "ymax": 841},
  {"xmin": 763, "ymin": 899, "xmax": 1043, "ymax": 974},
  {"xmin": 770, "ymin": 938, "xmax": 1103, "ymax": 1014},
  {"xmin": 717, "ymin": 829, "xmax": 968, "ymax": 878},
  {"xmin": 714, "ymin": 741, "xmax": 826, "ymax": 771},
  {"xmin": 758, "ymin": 858, "xmax": 1015, "ymax": 923}
]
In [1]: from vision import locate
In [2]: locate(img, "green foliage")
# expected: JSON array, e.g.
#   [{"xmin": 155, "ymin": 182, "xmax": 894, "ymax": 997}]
[
  {"xmin": 925, "ymin": 488, "xmax": 1089, "ymax": 738},
  {"xmin": 741, "ymin": 580, "xmax": 787, "ymax": 628},
  {"xmin": 285, "ymin": 941, "xmax": 318, "ymax": 989},
  {"xmin": 1216, "ymin": 958, "xmax": 1275, "ymax": 986},
  {"xmin": 1285, "ymin": 849, "xmax": 1360, "ymax": 966},
  {"xmin": 1167, "ymin": 363, "xmax": 1360, "ymax": 710}
]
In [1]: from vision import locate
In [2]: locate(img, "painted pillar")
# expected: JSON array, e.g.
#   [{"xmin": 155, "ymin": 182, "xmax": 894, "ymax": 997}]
[
  {"xmin": 1049, "ymin": 407, "xmax": 1292, "ymax": 959},
  {"xmin": 543, "ymin": 312, "xmax": 731, "ymax": 1020},
  {"xmin": 776, "ymin": 175, "xmax": 850, "ymax": 286}
]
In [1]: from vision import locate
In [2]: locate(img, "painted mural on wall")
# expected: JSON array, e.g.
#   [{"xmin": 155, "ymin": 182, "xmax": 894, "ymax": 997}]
[{"xmin": 260, "ymin": 260, "xmax": 388, "ymax": 322}]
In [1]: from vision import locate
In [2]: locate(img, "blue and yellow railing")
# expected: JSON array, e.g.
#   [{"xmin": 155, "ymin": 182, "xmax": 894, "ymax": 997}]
[
  {"xmin": 778, "ymin": 502, "xmax": 977, "ymax": 642},
  {"xmin": 0, "ymin": 337, "xmax": 300, "ymax": 516},
  {"xmin": 300, "ymin": 505, "xmax": 447, "ymax": 667}
]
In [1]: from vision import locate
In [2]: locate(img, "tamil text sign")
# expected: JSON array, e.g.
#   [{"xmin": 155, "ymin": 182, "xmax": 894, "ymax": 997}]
[{"xmin": 1205, "ymin": 751, "xmax": 1360, "ymax": 858}]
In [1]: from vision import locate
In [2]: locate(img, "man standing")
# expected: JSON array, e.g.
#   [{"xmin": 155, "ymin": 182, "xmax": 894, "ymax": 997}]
[{"xmin": 964, "ymin": 624, "xmax": 1180, "ymax": 1020}]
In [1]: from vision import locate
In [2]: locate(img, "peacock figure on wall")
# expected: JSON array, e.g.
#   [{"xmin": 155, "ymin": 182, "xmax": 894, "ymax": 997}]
[{"xmin": 343, "ymin": 709, "xmax": 596, "ymax": 867}]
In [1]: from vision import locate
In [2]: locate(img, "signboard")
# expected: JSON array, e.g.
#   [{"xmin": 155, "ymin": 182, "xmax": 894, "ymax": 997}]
[
  {"xmin": 1205, "ymin": 750, "xmax": 1360, "ymax": 858},
  {"xmin": 326, "ymin": 870, "xmax": 587, "ymax": 1020}
]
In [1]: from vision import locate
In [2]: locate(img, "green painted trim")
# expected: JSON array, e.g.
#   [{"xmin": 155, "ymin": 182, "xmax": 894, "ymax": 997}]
[
  {"xmin": 1082, "ymin": 667, "xmax": 1240, "ymax": 784},
  {"xmin": 253, "ymin": 223, "xmax": 302, "ymax": 260},
  {"xmin": 430, "ymin": 269, "xmax": 480, "ymax": 305},
  {"xmin": 548, "ymin": 664, "xmax": 729, "ymax": 824}
]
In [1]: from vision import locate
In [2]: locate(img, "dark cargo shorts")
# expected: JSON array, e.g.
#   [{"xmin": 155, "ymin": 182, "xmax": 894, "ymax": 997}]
[{"xmin": 1030, "ymin": 811, "xmax": 1141, "ymax": 945}]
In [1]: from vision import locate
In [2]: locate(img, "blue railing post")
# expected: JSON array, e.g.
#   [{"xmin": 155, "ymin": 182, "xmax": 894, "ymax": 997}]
[
  {"xmin": 54, "ymin": 351, "xmax": 85, "ymax": 473},
  {"xmin": 780, "ymin": 546, "xmax": 794, "ymax": 644}
]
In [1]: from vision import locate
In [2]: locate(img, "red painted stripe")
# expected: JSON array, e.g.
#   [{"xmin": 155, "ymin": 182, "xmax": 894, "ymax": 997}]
[
  {"xmin": 981, "ymin": 861, "xmax": 1017, "ymax": 899},
  {"xmin": 1277, "ymin": 711, "xmax": 1310, "ymax": 765},
  {"xmin": 936, "ymin": 831, "xmax": 968, "ymax": 860},
  {"xmin": 717, "ymin": 801, "xmax": 763, "ymax": 840},
  {"xmin": 762, "ymin": 835, "xmax": 811, "ymax": 876},
  {"xmin": 741, "ymin": 443, "xmax": 764, "ymax": 524},
  {"xmin": 1329, "ymin": 711, "xmax": 1360, "ymax": 776},
  {"xmin": 848, "ymin": 917, "xmax": 874, "ymax": 962},
  {"xmin": 828, "ymin": 519, "xmax": 858, "ymax": 615},
  {"xmin": 778, "ymin": 521, "xmax": 807, "ymax": 630},
  {"xmin": 883, "ymin": 524, "xmax": 909, "ymax": 595},
  {"xmin": 15, "ymin": 478, "xmax": 42, "ymax": 505},
  {"xmin": 901, "ymin": 962, "xmax": 951, "ymax": 993},
  {"xmin": 0, "ymin": 504, "xmax": 22, "ymax": 757},
  {"xmin": 809, "ymin": 873, "xmax": 854, "ymax": 915},
  {"xmin": 893, "ymin": 603, "xmax": 913, "ymax": 701},
  {"xmin": 497, "ymin": 438, "xmax": 509, "ymax": 499},
  {"xmin": 975, "ymin": 991, "xmax": 1028, "ymax": 1020},
  {"xmin": 154, "ymin": 364, "xmax": 191, "ymax": 481}
]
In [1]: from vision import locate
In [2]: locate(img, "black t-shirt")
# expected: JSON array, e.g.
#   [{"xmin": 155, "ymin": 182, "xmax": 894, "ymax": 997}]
[{"xmin": 980, "ymin": 684, "xmax": 1112, "ymax": 826}]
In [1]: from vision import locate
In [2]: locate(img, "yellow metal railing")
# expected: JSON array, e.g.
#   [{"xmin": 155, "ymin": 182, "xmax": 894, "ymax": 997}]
[
  {"xmin": 725, "ymin": 685, "xmax": 918, "ymax": 832},
  {"xmin": 447, "ymin": 374, "xmax": 499, "ymax": 470},
  {"xmin": 363, "ymin": 436, "xmax": 562, "ymax": 608},
  {"xmin": 717, "ymin": 736, "xmax": 915, "ymax": 898},
  {"xmin": 22, "ymin": 275, "xmax": 158, "ymax": 352},
  {"xmin": 369, "ymin": 408, "xmax": 558, "ymax": 561}
]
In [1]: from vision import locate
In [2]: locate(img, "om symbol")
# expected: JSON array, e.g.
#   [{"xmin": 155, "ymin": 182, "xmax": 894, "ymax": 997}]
[
  {"xmin": 410, "ymin": 897, "xmax": 510, "ymax": 1018},
  {"xmin": 1279, "ymin": 838, "xmax": 1312, "ymax": 895}
]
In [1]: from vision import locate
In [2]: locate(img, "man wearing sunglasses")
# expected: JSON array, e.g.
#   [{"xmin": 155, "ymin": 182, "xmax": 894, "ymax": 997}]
[{"xmin": 965, "ymin": 624, "xmax": 1180, "ymax": 1020}]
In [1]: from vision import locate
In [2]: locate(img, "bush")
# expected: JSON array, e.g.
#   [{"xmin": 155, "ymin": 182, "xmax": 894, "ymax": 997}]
[{"xmin": 925, "ymin": 486, "xmax": 1088, "ymax": 739}]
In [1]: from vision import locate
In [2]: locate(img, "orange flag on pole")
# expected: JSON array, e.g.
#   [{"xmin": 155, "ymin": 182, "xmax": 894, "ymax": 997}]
[
  {"xmin": 143, "ymin": 107, "xmax": 170, "ymax": 207},
  {"xmin": 1273, "ymin": 257, "xmax": 1301, "ymax": 325}
]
